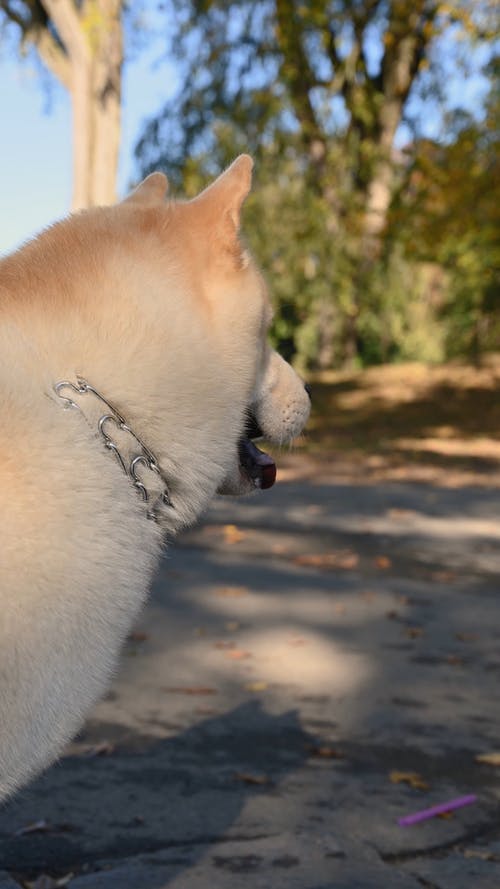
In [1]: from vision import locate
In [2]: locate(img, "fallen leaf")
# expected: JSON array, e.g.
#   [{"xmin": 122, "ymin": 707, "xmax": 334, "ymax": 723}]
[
  {"xmin": 387, "ymin": 509, "xmax": 417, "ymax": 519},
  {"xmin": 214, "ymin": 640, "xmax": 237, "ymax": 650},
  {"xmin": 162, "ymin": 686, "xmax": 218, "ymax": 696},
  {"xmin": 464, "ymin": 849, "xmax": 498, "ymax": 861},
  {"xmin": 389, "ymin": 770, "xmax": 429, "ymax": 791},
  {"xmin": 307, "ymin": 745, "xmax": 345, "ymax": 759},
  {"xmin": 214, "ymin": 586, "xmax": 249, "ymax": 598},
  {"xmin": 223, "ymin": 524, "xmax": 246, "ymax": 544},
  {"xmin": 245, "ymin": 681, "xmax": 269, "ymax": 692},
  {"xmin": 234, "ymin": 772, "xmax": 271, "ymax": 785},
  {"xmin": 226, "ymin": 649, "xmax": 252, "ymax": 660},
  {"xmin": 476, "ymin": 752, "xmax": 500, "ymax": 767},
  {"xmin": 455, "ymin": 632, "xmax": 479, "ymax": 643},
  {"xmin": 375, "ymin": 556, "xmax": 392, "ymax": 569},
  {"xmin": 446, "ymin": 654, "xmax": 464, "ymax": 666},
  {"xmin": 404, "ymin": 626, "xmax": 424, "ymax": 639},
  {"xmin": 271, "ymin": 543, "xmax": 289, "ymax": 554},
  {"xmin": 225, "ymin": 621, "xmax": 240, "ymax": 632},
  {"xmin": 430, "ymin": 570, "xmax": 457, "ymax": 583},
  {"xmin": 293, "ymin": 551, "xmax": 359, "ymax": 571}
]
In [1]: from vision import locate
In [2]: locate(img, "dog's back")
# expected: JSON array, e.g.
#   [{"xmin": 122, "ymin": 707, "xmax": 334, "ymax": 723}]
[
  {"xmin": 0, "ymin": 278, "xmax": 161, "ymax": 798},
  {"xmin": 0, "ymin": 157, "xmax": 310, "ymax": 800}
]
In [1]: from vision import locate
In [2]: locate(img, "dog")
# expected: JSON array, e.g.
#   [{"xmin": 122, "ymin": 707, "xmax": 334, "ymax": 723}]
[{"xmin": 0, "ymin": 155, "xmax": 310, "ymax": 801}]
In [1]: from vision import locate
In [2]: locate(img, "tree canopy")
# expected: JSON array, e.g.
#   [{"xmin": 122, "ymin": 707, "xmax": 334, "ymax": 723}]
[
  {"xmin": 2, "ymin": 1, "xmax": 496, "ymax": 367},
  {"xmin": 136, "ymin": 0, "xmax": 498, "ymax": 369}
]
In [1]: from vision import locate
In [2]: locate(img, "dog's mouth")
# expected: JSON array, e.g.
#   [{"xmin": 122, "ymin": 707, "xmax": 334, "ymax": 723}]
[{"xmin": 238, "ymin": 416, "xmax": 276, "ymax": 490}]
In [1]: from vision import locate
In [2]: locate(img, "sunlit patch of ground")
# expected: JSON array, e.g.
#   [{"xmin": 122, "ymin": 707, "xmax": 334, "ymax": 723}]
[{"xmin": 275, "ymin": 354, "xmax": 500, "ymax": 488}]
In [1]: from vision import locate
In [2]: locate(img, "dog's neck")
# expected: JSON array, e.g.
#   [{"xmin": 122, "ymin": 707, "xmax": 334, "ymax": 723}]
[{"xmin": 53, "ymin": 377, "xmax": 173, "ymax": 523}]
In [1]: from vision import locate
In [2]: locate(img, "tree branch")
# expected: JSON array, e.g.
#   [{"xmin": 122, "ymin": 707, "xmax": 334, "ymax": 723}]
[
  {"xmin": 0, "ymin": 0, "xmax": 32, "ymax": 32},
  {"xmin": 275, "ymin": 0, "xmax": 323, "ymax": 149},
  {"xmin": 1, "ymin": 0, "xmax": 71, "ymax": 87},
  {"xmin": 36, "ymin": 25, "xmax": 71, "ymax": 86},
  {"xmin": 380, "ymin": 0, "xmax": 437, "ymax": 108},
  {"xmin": 40, "ymin": 0, "xmax": 89, "ymax": 64},
  {"xmin": 324, "ymin": 2, "xmax": 381, "ymax": 117}
]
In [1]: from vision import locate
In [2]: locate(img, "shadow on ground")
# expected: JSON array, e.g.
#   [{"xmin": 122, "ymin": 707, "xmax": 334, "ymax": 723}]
[
  {"xmin": 1, "ymin": 702, "xmax": 312, "ymax": 884},
  {"xmin": 1, "ymin": 467, "xmax": 500, "ymax": 888},
  {"xmin": 304, "ymin": 359, "xmax": 500, "ymax": 482}
]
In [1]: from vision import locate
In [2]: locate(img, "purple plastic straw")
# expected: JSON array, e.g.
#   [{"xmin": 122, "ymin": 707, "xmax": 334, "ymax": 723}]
[{"xmin": 398, "ymin": 794, "xmax": 477, "ymax": 827}]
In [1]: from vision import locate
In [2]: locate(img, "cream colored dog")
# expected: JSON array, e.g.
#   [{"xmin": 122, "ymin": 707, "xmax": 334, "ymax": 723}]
[{"xmin": 0, "ymin": 156, "xmax": 310, "ymax": 801}]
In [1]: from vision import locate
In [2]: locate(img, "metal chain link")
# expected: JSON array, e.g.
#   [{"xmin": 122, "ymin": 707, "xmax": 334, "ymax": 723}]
[{"xmin": 53, "ymin": 378, "xmax": 173, "ymax": 521}]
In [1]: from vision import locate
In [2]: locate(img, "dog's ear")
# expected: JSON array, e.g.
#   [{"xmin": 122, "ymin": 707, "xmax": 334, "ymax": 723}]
[
  {"xmin": 124, "ymin": 172, "xmax": 169, "ymax": 206},
  {"xmin": 193, "ymin": 155, "xmax": 253, "ymax": 249}
]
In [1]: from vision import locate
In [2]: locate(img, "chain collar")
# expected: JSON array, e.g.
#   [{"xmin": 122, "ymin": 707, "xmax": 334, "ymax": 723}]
[{"xmin": 53, "ymin": 377, "xmax": 173, "ymax": 522}]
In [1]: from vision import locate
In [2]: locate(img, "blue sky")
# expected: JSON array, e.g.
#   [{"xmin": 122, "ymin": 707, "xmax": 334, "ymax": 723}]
[
  {"xmin": 0, "ymin": 13, "xmax": 493, "ymax": 257},
  {"xmin": 0, "ymin": 25, "xmax": 177, "ymax": 256}
]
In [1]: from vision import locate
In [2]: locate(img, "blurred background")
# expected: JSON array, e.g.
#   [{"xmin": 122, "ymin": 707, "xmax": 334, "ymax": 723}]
[
  {"xmin": 1, "ymin": 0, "xmax": 499, "ymax": 473},
  {"xmin": 1, "ymin": 8, "xmax": 500, "ymax": 882}
]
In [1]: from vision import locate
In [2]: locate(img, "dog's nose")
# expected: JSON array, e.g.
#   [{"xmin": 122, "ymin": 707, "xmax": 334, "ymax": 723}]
[{"xmin": 304, "ymin": 382, "xmax": 312, "ymax": 401}]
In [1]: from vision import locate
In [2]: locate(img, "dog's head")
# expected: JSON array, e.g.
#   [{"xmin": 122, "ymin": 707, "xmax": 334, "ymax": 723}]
[{"xmin": 124, "ymin": 156, "xmax": 310, "ymax": 501}]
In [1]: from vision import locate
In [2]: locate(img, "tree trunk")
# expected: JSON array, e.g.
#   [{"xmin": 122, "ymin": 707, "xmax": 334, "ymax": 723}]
[
  {"xmin": 90, "ymin": 32, "xmax": 121, "ymax": 207},
  {"xmin": 360, "ymin": 2, "xmax": 435, "ymax": 252},
  {"xmin": 30, "ymin": 0, "xmax": 122, "ymax": 210},
  {"xmin": 316, "ymin": 297, "xmax": 336, "ymax": 370},
  {"xmin": 363, "ymin": 160, "xmax": 394, "ymax": 246},
  {"xmin": 361, "ymin": 93, "xmax": 405, "ymax": 257},
  {"xmin": 72, "ymin": 58, "xmax": 93, "ymax": 209},
  {"xmin": 70, "ymin": 1, "xmax": 122, "ymax": 209}
]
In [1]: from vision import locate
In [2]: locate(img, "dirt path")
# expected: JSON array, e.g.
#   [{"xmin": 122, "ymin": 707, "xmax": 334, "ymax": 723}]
[
  {"xmin": 300, "ymin": 355, "xmax": 500, "ymax": 488},
  {"xmin": 1, "ymin": 464, "xmax": 500, "ymax": 888}
]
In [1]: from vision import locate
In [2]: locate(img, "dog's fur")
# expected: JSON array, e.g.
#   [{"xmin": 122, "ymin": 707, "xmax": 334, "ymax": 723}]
[{"xmin": 0, "ymin": 156, "xmax": 310, "ymax": 801}]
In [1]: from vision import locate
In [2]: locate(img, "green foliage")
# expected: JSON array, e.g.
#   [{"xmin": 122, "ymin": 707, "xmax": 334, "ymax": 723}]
[
  {"xmin": 393, "ymin": 54, "xmax": 500, "ymax": 365},
  {"xmin": 135, "ymin": 0, "xmax": 498, "ymax": 370}
]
